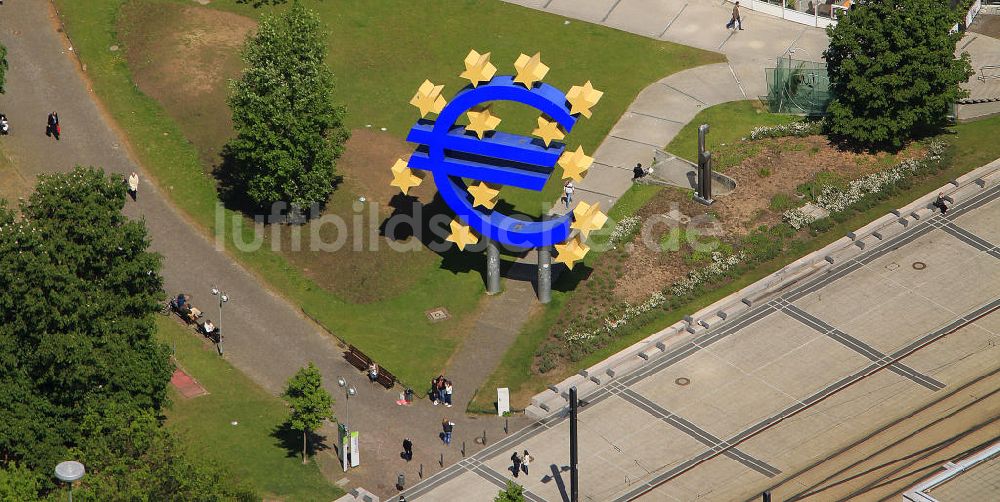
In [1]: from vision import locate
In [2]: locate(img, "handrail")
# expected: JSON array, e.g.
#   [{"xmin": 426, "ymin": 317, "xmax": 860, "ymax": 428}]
[{"xmin": 978, "ymin": 64, "xmax": 1000, "ymax": 81}]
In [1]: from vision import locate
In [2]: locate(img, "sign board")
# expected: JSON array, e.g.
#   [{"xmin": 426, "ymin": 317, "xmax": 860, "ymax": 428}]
[
  {"xmin": 350, "ymin": 431, "xmax": 360, "ymax": 467},
  {"xmin": 497, "ymin": 387, "xmax": 511, "ymax": 416},
  {"xmin": 339, "ymin": 424, "xmax": 349, "ymax": 472}
]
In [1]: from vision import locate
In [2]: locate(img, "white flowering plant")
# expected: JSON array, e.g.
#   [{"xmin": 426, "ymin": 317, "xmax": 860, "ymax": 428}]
[{"xmin": 746, "ymin": 120, "xmax": 823, "ymax": 141}]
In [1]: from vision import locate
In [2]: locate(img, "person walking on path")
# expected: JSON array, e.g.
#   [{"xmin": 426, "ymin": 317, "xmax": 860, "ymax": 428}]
[
  {"xmin": 726, "ymin": 1, "xmax": 743, "ymax": 30},
  {"xmin": 933, "ymin": 192, "xmax": 950, "ymax": 214},
  {"xmin": 402, "ymin": 438, "xmax": 413, "ymax": 461},
  {"xmin": 563, "ymin": 181, "xmax": 575, "ymax": 209},
  {"xmin": 443, "ymin": 380, "xmax": 453, "ymax": 408},
  {"xmin": 46, "ymin": 111, "xmax": 60, "ymax": 140},
  {"xmin": 127, "ymin": 172, "xmax": 139, "ymax": 201},
  {"xmin": 510, "ymin": 451, "xmax": 522, "ymax": 478},
  {"xmin": 521, "ymin": 450, "xmax": 533, "ymax": 476},
  {"xmin": 441, "ymin": 419, "xmax": 454, "ymax": 445}
]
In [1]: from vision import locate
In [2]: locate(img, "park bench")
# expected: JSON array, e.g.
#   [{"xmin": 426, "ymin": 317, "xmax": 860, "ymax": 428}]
[{"xmin": 343, "ymin": 345, "xmax": 396, "ymax": 389}]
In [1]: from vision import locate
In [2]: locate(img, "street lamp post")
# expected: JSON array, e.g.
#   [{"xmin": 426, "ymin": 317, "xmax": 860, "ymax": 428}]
[
  {"xmin": 55, "ymin": 461, "xmax": 85, "ymax": 502},
  {"xmin": 211, "ymin": 286, "xmax": 229, "ymax": 356},
  {"xmin": 336, "ymin": 376, "xmax": 357, "ymax": 431}
]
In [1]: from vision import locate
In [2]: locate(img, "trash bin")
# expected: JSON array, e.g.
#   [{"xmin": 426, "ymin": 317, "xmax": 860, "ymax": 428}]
[
  {"xmin": 404, "ymin": 388, "xmax": 414, "ymax": 403},
  {"xmin": 396, "ymin": 472, "xmax": 405, "ymax": 490}
]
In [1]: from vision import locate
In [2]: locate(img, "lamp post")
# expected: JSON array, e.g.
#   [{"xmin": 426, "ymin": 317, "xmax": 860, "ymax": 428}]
[
  {"xmin": 55, "ymin": 461, "xmax": 85, "ymax": 502},
  {"xmin": 337, "ymin": 376, "xmax": 357, "ymax": 430},
  {"xmin": 211, "ymin": 286, "xmax": 229, "ymax": 356}
]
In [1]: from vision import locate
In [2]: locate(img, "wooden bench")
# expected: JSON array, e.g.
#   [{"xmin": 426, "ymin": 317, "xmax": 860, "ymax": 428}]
[
  {"xmin": 344, "ymin": 345, "xmax": 396, "ymax": 389},
  {"xmin": 344, "ymin": 345, "xmax": 372, "ymax": 372},
  {"xmin": 375, "ymin": 367, "xmax": 397, "ymax": 390}
]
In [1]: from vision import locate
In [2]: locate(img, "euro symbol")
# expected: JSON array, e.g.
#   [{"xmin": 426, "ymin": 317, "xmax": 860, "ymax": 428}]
[{"xmin": 406, "ymin": 76, "xmax": 576, "ymax": 248}]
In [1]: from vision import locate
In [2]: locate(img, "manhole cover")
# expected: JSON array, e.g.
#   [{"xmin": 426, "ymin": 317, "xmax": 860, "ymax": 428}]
[
  {"xmin": 425, "ymin": 307, "xmax": 450, "ymax": 322},
  {"xmin": 886, "ymin": 262, "xmax": 899, "ymax": 271},
  {"xmin": 912, "ymin": 261, "xmax": 927, "ymax": 270},
  {"xmin": 675, "ymin": 377, "xmax": 691, "ymax": 386}
]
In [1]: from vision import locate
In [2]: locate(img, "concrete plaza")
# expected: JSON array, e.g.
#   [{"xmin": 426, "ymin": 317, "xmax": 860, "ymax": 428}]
[{"xmin": 401, "ymin": 183, "xmax": 1000, "ymax": 501}]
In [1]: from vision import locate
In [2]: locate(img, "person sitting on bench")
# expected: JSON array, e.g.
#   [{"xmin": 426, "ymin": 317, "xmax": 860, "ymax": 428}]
[
  {"xmin": 932, "ymin": 192, "xmax": 949, "ymax": 214},
  {"xmin": 368, "ymin": 362, "xmax": 379, "ymax": 383},
  {"xmin": 202, "ymin": 319, "xmax": 216, "ymax": 336}
]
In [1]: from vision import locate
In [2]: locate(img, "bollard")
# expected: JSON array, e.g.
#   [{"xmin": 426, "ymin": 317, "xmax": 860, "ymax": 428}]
[
  {"xmin": 762, "ymin": 491, "xmax": 771, "ymax": 502},
  {"xmin": 419, "ymin": 464, "xmax": 424, "ymax": 479},
  {"xmin": 483, "ymin": 429, "xmax": 488, "ymax": 446},
  {"xmin": 504, "ymin": 418, "xmax": 509, "ymax": 434},
  {"xmin": 462, "ymin": 441, "xmax": 466, "ymax": 457},
  {"xmin": 439, "ymin": 453, "xmax": 444, "ymax": 467}
]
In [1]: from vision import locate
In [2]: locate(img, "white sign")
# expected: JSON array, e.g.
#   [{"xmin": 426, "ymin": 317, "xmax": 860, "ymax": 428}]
[
  {"xmin": 497, "ymin": 387, "xmax": 510, "ymax": 416},
  {"xmin": 350, "ymin": 431, "xmax": 360, "ymax": 467}
]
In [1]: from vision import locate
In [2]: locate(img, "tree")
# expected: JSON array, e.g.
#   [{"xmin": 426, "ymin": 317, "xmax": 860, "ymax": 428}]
[
  {"xmin": 823, "ymin": 0, "xmax": 973, "ymax": 150},
  {"xmin": 283, "ymin": 362, "xmax": 334, "ymax": 464},
  {"xmin": 0, "ymin": 463, "xmax": 41, "ymax": 501},
  {"xmin": 495, "ymin": 480, "xmax": 525, "ymax": 502},
  {"xmin": 226, "ymin": 1, "xmax": 348, "ymax": 215},
  {"xmin": 0, "ymin": 43, "xmax": 7, "ymax": 94}
]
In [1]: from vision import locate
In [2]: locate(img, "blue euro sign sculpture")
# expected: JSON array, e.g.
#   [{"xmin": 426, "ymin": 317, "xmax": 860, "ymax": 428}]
[{"xmin": 406, "ymin": 76, "xmax": 576, "ymax": 248}]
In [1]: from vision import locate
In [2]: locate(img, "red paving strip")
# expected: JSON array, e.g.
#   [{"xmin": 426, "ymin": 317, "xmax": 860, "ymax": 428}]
[{"xmin": 171, "ymin": 368, "xmax": 208, "ymax": 399}]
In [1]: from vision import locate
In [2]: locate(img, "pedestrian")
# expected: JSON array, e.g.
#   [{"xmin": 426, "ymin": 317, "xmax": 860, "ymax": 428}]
[
  {"xmin": 127, "ymin": 172, "xmax": 139, "ymax": 201},
  {"xmin": 632, "ymin": 162, "xmax": 646, "ymax": 180},
  {"xmin": 932, "ymin": 192, "xmax": 949, "ymax": 214},
  {"xmin": 46, "ymin": 111, "xmax": 60, "ymax": 140},
  {"xmin": 726, "ymin": 1, "xmax": 743, "ymax": 30},
  {"xmin": 563, "ymin": 181, "xmax": 575, "ymax": 209},
  {"xmin": 444, "ymin": 380, "xmax": 453, "ymax": 408},
  {"xmin": 402, "ymin": 438, "xmax": 413, "ymax": 461},
  {"xmin": 430, "ymin": 376, "xmax": 440, "ymax": 405},
  {"xmin": 441, "ymin": 419, "xmax": 454, "ymax": 445},
  {"xmin": 522, "ymin": 450, "xmax": 533, "ymax": 475},
  {"xmin": 435, "ymin": 377, "xmax": 446, "ymax": 405},
  {"xmin": 510, "ymin": 451, "xmax": 521, "ymax": 478}
]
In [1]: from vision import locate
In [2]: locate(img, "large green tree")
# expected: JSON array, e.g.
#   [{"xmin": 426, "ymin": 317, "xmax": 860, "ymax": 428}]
[
  {"xmin": 283, "ymin": 362, "xmax": 334, "ymax": 464},
  {"xmin": 495, "ymin": 480, "xmax": 526, "ymax": 502},
  {"xmin": 226, "ymin": 1, "xmax": 348, "ymax": 215},
  {"xmin": 0, "ymin": 167, "xmax": 248, "ymax": 499},
  {"xmin": 823, "ymin": 0, "xmax": 973, "ymax": 149}
]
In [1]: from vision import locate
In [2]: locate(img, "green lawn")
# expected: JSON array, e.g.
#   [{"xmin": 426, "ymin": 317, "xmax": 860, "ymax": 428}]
[
  {"xmin": 157, "ymin": 317, "xmax": 343, "ymax": 501},
  {"xmin": 477, "ymin": 111, "xmax": 1000, "ymax": 409},
  {"xmin": 52, "ymin": 0, "xmax": 722, "ymax": 388},
  {"xmin": 665, "ymin": 100, "xmax": 798, "ymax": 164}
]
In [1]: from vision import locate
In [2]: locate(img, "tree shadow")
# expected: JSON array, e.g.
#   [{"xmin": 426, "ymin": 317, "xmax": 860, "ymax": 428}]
[{"xmin": 271, "ymin": 421, "xmax": 330, "ymax": 459}]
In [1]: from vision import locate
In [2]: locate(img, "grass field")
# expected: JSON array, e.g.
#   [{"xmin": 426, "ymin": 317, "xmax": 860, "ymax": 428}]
[
  {"xmin": 665, "ymin": 100, "xmax": 798, "ymax": 164},
  {"xmin": 475, "ymin": 109, "xmax": 1000, "ymax": 410},
  {"xmin": 157, "ymin": 317, "xmax": 343, "ymax": 501},
  {"xmin": 53, "ymin": 0, "xmax": 722, "ymax": 388}
]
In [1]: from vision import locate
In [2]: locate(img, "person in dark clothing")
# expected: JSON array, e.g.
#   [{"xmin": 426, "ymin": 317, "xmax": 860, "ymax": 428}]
[
  {"xmin": 632, "ymin": 162, "xmax": 646, "ymax": 180},
  {"xmin": 46, "ymin": 112, "xmax": 60, "ymax": 140},
  {"xmin": 441, "ymin": 419, "xmax": 454, "ymax": 445},
  {"xmin": 510, "ymin": 451, "xmax": 522, "ymax": 478},
  {"xmin": 402, "ymin": 438, "xmax": 413, "ymax": 461},
  {"xmin": 932, "ymin": 192, "xmax": 949, "ymax": 214}
]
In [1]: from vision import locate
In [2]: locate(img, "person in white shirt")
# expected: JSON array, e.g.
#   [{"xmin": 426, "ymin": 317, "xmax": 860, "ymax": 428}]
[
  {"xmin": 563, "ymin": 181, "xmax": 575, "ymax": 209},
  {"xmin": 202, "ymin": 319, "xmax": 216, "ymax": 335}
]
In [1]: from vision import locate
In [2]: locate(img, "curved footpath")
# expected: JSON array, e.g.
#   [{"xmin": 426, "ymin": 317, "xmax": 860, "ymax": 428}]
[
  {"xmin": 504, "ymin": 0, "xmax": 829, "ymax": 208},
  {"xmin": 0, "ymin": 2, "xmax": 522, "ymax": 496}
]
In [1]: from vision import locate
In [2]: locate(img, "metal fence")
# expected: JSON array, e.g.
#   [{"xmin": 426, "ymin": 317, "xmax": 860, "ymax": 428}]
[{"xmin": 765, "ymin": 57, "xmax": 832, "ymax": 116}]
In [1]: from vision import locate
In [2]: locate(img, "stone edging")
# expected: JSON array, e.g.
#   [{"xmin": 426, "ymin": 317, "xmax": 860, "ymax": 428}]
[{"xmin": 526, "ymin": 158, "xmax": 1000, "ymax": 419}]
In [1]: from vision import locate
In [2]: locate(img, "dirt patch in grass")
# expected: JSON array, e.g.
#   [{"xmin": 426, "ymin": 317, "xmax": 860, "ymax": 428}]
[
  {"xmin": 597, "ymin": 135, "xmax": 924, "ymax": 304},
  {"xmin": 119, "ymin": 1, "xmax": 255, "ymax": 166}
]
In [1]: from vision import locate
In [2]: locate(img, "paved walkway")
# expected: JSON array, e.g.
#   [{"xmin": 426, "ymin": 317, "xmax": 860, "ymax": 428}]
[
  {"xmin": 1, "ymin": 3, "xmax": 525, "ymax": 497},
  {"xmin": 506, "ymin": 0, "xmax": 829, "ymax": 209},
  {"xmin": 402, "ymin": 172, "xmax": 1000, "ymax": 501}
]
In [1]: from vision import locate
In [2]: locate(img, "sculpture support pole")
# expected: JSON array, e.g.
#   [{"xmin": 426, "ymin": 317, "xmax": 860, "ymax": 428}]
[
  {"xmin": 569, "ymin": 387, "xmax": 579, "ymax": 502},
  {"xmin": 486, "ymin": 239, "xmax": 501, "ymax": 295},
  {"xmin": 538, "ymin": 246, "xmax": 551, "ymax": 304}
]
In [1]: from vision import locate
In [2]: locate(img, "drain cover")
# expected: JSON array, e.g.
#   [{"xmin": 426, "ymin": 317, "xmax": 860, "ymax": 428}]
[
  {"xmin": 912, "ymin": 261, "xmax": 927, "ymax": 270},
  {"xmin": 675, "ymin": 377, "xmax": 691, "ymax": 386},
  {"xmin": 425, "ymin": 307, "xmax": 450, "ymax": 322},
  {"xmin": 886, "ymin": 262, "xmax": 900, "ymax": 271}
]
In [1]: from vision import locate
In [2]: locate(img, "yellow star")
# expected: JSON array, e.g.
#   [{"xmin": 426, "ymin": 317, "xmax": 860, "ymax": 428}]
[
  {"xmin": 445, "ymin": 219, "xmax": 480, "ymax": 250},
  {"xmin": 389, "ymin": 158, "xmax": 423, "ymax": 195},
  {"xmin": 467, "ymin": 182, "xmax": 500, "ymax": 209},
  {"xmin": 566, "ymin": 81, "xmax": 603, "ymax": 118},
  {"xmin": 465, "ymin": 108, "xmax": 501, "ymax": 139},
  {"xmin": 460, "ymin": 49, "xmax": 497, "ymax": 88},
  {"xmin": 570, "ymin": 201, "xmax": 609, "ymax": 239},
  {"xmin": 558, "ymin": 146, "xmax": 593, "ymax": 182},
  {"xmin": 513, "ymin": 52, "xmax": 549, "ymax": 88},
  {"xmin": 532, "ymin": 116, "xmax": 565, "ymax": 147},
  {"xmin": 410, "ymin": 80, "xmax": 447, "ymax": 117},
  {"xmin": 554, "ymin": 236, "xmax": 590, "ymax": 270}
]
